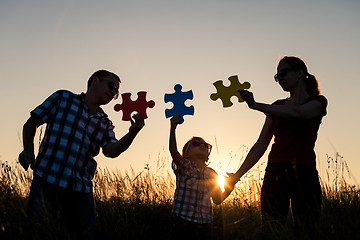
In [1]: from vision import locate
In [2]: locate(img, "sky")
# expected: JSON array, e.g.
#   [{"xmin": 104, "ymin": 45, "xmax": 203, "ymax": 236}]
[{"xmin": 1, "ymin": 0, "xmax": 359, "ymax": 186}]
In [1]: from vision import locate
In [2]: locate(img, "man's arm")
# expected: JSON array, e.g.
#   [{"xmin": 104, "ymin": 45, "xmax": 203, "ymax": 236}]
[
  {"xmin": 102, "ymin": 114, "xmax": 145, "ymax": 158},
  {"xmin": 18, "ymin": 115, "xmax": 42, "ymax": 170}
]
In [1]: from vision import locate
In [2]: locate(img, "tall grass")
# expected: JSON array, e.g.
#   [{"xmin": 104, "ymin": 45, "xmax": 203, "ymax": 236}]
[{"xmin": 0, "ymin": 152, "xmax": 359, "ymax": 240}]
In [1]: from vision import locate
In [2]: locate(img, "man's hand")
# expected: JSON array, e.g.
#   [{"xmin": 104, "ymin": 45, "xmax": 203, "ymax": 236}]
[
  {"xmin": 18, "ymin": 149, "xmax": 35, "ymax": 171},
  {"xmin": 129, "ymin": 113, "xmax": 145, "ymax": 134}
]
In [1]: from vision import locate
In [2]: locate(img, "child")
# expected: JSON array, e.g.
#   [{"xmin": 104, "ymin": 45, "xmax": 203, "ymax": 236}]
[{"xmin": 169, "ymin": 115, "xmax": 235, "ymax": 239}]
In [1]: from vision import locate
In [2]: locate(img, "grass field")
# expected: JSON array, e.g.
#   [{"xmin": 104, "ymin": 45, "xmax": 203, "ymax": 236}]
[{"xmin": 0, "ymin": 153, "xmax": 359, "ymax": 240}]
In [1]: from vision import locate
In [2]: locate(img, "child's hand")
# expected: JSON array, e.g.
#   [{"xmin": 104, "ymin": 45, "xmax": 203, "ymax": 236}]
[{"xmin": 170, "ymin": 115, "xmax": 181, "ymax": 129}]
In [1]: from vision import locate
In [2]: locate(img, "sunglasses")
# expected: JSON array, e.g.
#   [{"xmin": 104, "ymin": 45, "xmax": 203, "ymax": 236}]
[
  {"xmin": 108, "ymin": 81, "xmax": 119, "ymax": 99},
  {"xmin": 274, "ymin": 68, "xmax": 295, "ymax": 82},
  {"xmin": 185, "ymin": 140, "xmax": 212, "ymax": 153}
]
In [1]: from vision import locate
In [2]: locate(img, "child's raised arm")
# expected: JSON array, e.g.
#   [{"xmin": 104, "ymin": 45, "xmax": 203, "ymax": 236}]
[{"xmin": 169, "ymin": 116, "xmax": 182, "ymax": 169}]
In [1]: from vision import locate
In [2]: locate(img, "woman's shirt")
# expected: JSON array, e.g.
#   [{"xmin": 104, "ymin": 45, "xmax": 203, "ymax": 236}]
[
  {"xmin": 268, "ymin": 95, "xmax": 328, "ymax": 166},
  {"xmin": 172, "ymin": 157, "xmax": 217, "ymax": 223}
]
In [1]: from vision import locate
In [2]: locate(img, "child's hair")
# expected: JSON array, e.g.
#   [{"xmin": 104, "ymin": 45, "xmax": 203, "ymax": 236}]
[
  {"xmin": 182, "ymin": 136, "xmax": 207, "ymax": 156},
  {"xmin": 171, "ymin": 136, "xmax": 210, "ymax": 172},
  {"xmin": 279, "ymin": 56, "xmax": 321, "ymax": 97}
]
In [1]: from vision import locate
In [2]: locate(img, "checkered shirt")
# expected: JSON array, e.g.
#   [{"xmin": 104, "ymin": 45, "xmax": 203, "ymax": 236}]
[
  {"xmin": 172, "ymin": 157, "xmax": 216, "ymax": 223},
  {"xmin": 31, "ymin": 90, "xmax": 117, "ymax": 193}
]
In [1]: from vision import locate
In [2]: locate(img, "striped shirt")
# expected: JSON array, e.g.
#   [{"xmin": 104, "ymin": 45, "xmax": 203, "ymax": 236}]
[
  {"xmin": 172, "ymin": 158, "xmax": 217, "ymax": 223},
  {"xmin": 31, "ymin": 90, "xmax": 117, "ymax": 193}
]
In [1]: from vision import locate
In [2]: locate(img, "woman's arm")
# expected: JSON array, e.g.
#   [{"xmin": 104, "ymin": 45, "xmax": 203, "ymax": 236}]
[
  {"xmin": 212, "ymin": 117, "xmax": 274, "ymax": 204},
  {"xmin": 234, "ymin": 116, "xmax": 274, "ymax": 179},
  {"xmin": 239, "ymin": 90, "xmax": 324, "ymax": 119}
]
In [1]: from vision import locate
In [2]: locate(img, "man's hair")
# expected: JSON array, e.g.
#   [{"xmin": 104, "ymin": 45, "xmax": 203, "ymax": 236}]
[{"xmin": 87, "ymin": 70, "xmax": 121, "ymax": 89}]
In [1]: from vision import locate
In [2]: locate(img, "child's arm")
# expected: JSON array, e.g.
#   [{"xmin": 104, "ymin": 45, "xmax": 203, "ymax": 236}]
[
  {"xmin": 210, "ymin": 170, "xmax": 237, "ymax": 205},
  {"xmin": 169, "ymin": 116, "xmax": 182, "ymax": 169}
]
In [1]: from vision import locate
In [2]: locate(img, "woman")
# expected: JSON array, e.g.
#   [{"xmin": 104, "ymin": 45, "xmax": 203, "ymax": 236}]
[{"xmin": 233, "ymin": 56, "xmax": 327, "ymax": 233}]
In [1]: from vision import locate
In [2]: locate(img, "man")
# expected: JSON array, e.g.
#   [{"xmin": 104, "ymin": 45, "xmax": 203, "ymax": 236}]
[{"xmin": 18, "ymin": 70, "xmax": 145, "ymax": 239}]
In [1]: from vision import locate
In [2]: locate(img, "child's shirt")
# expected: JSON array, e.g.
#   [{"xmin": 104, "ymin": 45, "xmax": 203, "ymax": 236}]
[{"xmin": 172, "ymin": 157, "xmax": 217, "ymax": 224}]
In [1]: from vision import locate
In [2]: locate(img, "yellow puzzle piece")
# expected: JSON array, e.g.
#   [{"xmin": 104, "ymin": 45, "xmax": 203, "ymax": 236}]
[{"xmin": 210, "ymin": 75, "xmax": 251, "ymax": 107}]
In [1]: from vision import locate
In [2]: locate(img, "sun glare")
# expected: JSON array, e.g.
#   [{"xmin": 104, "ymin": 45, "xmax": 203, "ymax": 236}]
[{"xmin": 217, "ymin": 174, "xmax": 225, "ymax": 192}]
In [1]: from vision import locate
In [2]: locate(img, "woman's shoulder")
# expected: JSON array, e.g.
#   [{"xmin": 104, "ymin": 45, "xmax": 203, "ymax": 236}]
[
  {"xmin": 310, "ymin": 95, "xmax": 327, "ymax": 107},
  {"xmin": 314, "ymin": 95, "xmax": 327, "ymax": 105},
  {"xmin": 272, "ymin": 98, "xmax": 287, "ymax": 105},
  {"xmin": 309, "ymin": 95, "xmax": 328, "ymax": 116}
]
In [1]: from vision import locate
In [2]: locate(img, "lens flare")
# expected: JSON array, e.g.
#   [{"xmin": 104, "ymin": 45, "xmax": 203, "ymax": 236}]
[{"xmin": 217, "ymin": 174, "xmax": 225, "ymax": 192}]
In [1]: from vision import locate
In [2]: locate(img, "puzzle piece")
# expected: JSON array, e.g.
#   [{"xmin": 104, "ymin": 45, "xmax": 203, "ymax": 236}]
[
  {"xmin": 210, "ymin": 75, "xmax": 251, "ymax": 107},
  {"xmin": 164, "ymin": 84, "xmax": 194, "ymax": 124},
  {"xmin": 114, "ymin": 91, "xmax": 155, "ymax": 121}
]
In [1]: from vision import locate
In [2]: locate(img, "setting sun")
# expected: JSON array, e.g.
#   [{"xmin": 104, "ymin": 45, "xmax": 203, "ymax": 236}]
[{"xmin": 217, "ymin": 174, "xmax": 225, "ymax": 192}]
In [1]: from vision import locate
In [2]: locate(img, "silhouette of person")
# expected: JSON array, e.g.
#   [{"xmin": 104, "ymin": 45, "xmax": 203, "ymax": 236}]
[
  {"xmin": 169, "ymin": 115, "xmax": 235, "ymax": 240},
  {"xmin": 18, "ymin": 70, "xmax": 145, "ymax": 240},
  {"xmin": 231, "ymin": 56, "xmax": 327, "ymax": 235}
]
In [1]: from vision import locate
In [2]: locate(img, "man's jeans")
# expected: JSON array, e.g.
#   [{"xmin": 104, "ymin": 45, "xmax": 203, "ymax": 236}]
[{"xmin": 28, "ymin": 174, "xmax": 96, "ymax": 240}]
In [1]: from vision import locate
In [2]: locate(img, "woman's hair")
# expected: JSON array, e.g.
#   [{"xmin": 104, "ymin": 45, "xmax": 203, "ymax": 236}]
[{"xmin": 279, "ymin": 56, "xmax": 321, "ymax": 96}]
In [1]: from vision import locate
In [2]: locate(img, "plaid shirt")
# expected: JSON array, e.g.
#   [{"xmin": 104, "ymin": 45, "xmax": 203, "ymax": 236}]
[
  {"xmin": 31, "ymin": 90, "xmax": 117, "ymax": 193},
  {"xmin": 172, "ymin": 158, "xmax": 217, "ymax": 223}
]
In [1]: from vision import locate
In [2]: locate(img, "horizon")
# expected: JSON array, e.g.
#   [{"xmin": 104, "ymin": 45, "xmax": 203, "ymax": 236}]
[{"xmin": 1, "ymin": 0, "xmax": 359, "ymax": 186}]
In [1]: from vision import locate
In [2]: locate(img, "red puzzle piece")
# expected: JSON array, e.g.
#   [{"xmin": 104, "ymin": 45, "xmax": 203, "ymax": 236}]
[{"xmin": 114, "ymin": 91, "xmax": 155, "ymax": 121}]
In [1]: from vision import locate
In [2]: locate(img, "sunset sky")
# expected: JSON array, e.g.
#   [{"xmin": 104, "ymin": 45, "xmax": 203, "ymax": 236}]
[{"xmin": 1, "ymin": 0, "xmax": 359, "ymax": 185}]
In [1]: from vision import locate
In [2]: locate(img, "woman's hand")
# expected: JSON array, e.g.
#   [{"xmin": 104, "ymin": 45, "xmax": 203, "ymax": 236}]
[
  {"xmin": 226, "ymin": 172, "xmax": 240, "ymax": 186},
  {"xmin": 239, "ymin": 90, "xmax": 256, "ymax": 109}
]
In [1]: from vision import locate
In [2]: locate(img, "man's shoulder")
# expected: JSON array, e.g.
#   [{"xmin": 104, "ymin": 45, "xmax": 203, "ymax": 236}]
[
  {"xmin": 44, "ymin": 89, "xmax": 77, "ymax": 100},
  {"xmin": 53, "ymin": 89, "xmax": 78, "ymax": 98},
  {"xmin": 48, "ymin": 90, "xmax": 84, "ymax": 105}
]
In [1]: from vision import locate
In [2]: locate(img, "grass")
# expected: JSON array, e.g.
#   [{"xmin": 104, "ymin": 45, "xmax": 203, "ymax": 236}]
[{"xmin": 0, "ymin": 152, "xmax": 359, "ymax": 240}]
